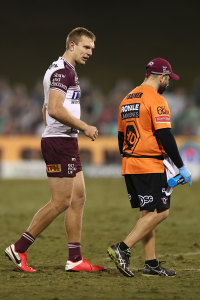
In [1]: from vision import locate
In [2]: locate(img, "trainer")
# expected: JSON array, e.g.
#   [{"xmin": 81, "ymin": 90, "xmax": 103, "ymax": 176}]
[
  {"xmin": 107, "ymin": 57, "xmax": 192, "ymax": 277},
  {"xmin": 5, "ymin": 27, "xmax": 105, "ymax": 273}
]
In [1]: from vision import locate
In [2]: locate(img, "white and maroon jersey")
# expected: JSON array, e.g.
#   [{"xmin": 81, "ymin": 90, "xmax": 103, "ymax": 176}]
[{"xmin": 42, "ymin": 57, "xmax": 81, "ymax": 138}]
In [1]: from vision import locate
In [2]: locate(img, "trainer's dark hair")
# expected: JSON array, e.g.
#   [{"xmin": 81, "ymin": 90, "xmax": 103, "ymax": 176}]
[{"xmin": 66, "ymin": 27, "xmax": 96, "ymax": 49}]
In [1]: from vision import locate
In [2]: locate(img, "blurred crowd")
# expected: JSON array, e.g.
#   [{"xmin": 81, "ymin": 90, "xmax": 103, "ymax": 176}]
[{"xmin": 1, "ymin": 76, "xmax": 200, "ymax": 136}]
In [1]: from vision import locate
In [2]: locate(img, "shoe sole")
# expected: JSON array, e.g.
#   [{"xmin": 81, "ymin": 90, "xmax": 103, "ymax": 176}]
[
  {"xmin": 5, "ymin": 248, "xmax": 22, "ymax": 271},
  {"xmin": 107, "ymin": 247, "xmax": 134, "ymax": 277}
]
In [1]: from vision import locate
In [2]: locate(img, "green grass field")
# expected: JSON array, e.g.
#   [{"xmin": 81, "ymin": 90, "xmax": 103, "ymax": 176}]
[{"xmin": 0, "ymin": 178, "xmax": 200, "ymax": 300}]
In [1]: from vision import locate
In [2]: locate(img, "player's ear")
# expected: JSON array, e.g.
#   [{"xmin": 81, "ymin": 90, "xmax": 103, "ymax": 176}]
[
  {"xmin": 160, "ymin": 74, "xmax": 165, "ymax": 83},
  {"xmin": 69, "ymin": 41, "xmax": 75, "ymax": 51}
]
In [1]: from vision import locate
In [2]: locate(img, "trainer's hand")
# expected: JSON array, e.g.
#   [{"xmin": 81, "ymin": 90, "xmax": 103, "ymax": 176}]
[
  {"xmin": 83, "ymin": 125, "xmax": 98, "ymax": 141},
  {"xmin": 179, "ymin": 166, "xmax": 192, "ymax": 186}
]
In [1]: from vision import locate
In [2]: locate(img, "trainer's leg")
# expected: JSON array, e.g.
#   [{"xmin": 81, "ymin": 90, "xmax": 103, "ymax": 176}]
[
  {"xmin": 27, "ymin": 177, "xmax": 74, "ymax": 238},
  {"xmin": 140, "ymin": 211, "xmax": 156, "ymax": 260},
  {"xmin": 123, "ymin": 209, "xmax": 169, "ymax": 248},
  {"xmin": 65, "ymin": 171, "xmax": 86, "ymax": 243}
]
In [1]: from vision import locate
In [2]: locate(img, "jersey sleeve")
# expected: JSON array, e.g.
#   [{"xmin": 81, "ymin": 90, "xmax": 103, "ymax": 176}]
[
  {"xmin": 50, "ymin": 69, "xmax": 74, "ymax": 94},
  {"xmin": 151, "ymin": 95, "xmax": 172, "ymax": 130}
]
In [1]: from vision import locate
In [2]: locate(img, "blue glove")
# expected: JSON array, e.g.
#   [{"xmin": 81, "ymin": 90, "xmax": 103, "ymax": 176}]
[{"xmin": 179, "ymin": 166, "xmax": 192, "ymax": 186}]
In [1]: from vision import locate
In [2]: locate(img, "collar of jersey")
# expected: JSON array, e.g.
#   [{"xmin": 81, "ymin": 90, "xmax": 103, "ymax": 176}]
[{"xmin": 59, "ymin": 57, "xmax": 75, "ymax": 71}]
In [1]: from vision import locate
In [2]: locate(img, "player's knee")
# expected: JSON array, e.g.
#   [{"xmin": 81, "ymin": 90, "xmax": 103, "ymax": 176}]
[
  {"xmin": 51, "ymin": 198, "xmax": 71, "ymax": 213},
  {"xmin": 71, "ymin": 192, "xmax": 86, "ymax": 209},
  {"xmin": 78, "ymin": 192, "xmax": 86, "ymax": 207}
]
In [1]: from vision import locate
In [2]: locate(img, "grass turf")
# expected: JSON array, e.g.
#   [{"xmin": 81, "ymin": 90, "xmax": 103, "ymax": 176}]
[{"xmin": 0, "ymin": 178, "xmax": 200, "ymax": 300}]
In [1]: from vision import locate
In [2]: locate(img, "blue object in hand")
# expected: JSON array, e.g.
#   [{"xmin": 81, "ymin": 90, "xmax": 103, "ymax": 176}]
[
  {"xmin": 179, "ymin": 166, "xmax": 192, "ymax": 186},
  {"xmin": 168, "ymin": 174, "xmax": 184, "ymax": 188}
]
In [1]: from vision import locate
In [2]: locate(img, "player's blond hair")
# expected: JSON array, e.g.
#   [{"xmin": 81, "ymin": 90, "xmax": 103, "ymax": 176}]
[{"xmin": 66, "ymin": 27, "xmax": 96, "ymax": 49}]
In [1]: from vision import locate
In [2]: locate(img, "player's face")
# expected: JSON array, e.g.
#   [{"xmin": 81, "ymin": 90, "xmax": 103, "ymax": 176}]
[
  {"xmin": 158, "ymin": 75, "xmax": 170, "ymax": 94},
  {"xmin": 73, "ymin": 36, "xmax": 95, "ymax": 65}
]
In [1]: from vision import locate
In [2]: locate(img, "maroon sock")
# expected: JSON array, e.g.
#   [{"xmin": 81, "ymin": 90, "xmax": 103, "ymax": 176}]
[
  {"xmin": 15, "ymin": 232, "xmax": 35, "ymax": 253},
  {"xmin": 68, "ymin": 243, "xmax": 82, "ymax": 262}
]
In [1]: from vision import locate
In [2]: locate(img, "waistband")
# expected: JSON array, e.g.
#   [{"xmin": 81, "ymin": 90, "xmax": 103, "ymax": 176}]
[{"xmin": 123, "ymin": 152, "xmax": 164, "ymax": 160}]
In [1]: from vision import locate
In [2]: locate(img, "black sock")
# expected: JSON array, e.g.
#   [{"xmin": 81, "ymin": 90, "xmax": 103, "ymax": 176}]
[
  {"xmin": 119, "ymin": 241, "xmax": 129, "ymax": 251},
  {"xmin": 145, "ymin": 259, "xmax": 158, "ymax": 267}
]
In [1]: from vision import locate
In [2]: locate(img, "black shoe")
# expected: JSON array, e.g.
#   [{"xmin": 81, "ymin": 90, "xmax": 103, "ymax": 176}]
[
  {"xmin": 107, "ymin": 243, "xmax": 134, "ymax": 277},
  {"xmin": 142, "ymin": 261, "xmax": 176, "ymax": 277}
]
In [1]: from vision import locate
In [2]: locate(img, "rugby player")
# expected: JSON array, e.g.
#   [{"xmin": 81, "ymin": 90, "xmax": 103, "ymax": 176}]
[
  {"xmin": 107, "ymin": 58, "xmax": 192, "ymax": 277},
  {"xmin": 5, "ymin": 27, "xmax": 105, "ymax": 273}
]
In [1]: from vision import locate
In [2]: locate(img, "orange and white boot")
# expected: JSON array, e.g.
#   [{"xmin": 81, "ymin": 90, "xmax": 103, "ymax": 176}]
[
  {"xmin": 5, "ymin": 244, "xmax": 36, "ymax": 272},
  {"xmin": 65, "ymin": 258, "xmax": 105, "ymax": 272}
]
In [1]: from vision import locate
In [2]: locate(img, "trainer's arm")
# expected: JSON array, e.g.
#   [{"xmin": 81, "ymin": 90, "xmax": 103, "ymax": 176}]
[
  {"xmin": 48, "ymin": 89, "xmax": 98, "ymax": 141},
  {"xmin": 118, "ymin": 131, "xmax": 124, "ymax": 156},
  {"xmin": 156, "ymin": 128, "xmax": 183, "ymax": 168}
]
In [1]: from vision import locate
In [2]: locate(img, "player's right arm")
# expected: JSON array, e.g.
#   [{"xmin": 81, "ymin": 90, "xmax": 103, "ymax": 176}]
[{"xmin": 48, "ymin": 89, "xmax": 98, "ymax": 141}]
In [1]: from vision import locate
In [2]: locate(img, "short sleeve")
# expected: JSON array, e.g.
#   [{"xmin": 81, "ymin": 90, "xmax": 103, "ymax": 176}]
[
  {"xmin": 151, "ymin": 95, "xmax": 172, "ymax": 130},
  {"xmin": 50, "ymin": 69, "xmax": 74, "ymax": 94}
]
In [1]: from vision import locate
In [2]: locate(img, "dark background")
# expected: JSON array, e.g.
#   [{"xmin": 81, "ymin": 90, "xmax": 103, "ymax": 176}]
[{"xmin": 1, "ymin": 0, "xmax": 199, "ymax": 93}]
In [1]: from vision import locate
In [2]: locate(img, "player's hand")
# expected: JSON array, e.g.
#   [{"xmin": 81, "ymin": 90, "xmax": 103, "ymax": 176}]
[
  {"xmin": 179, "ymin": 166, "xmax": 192, "ymax": 186},
  {"xmin": 83, "ymin": 125, "xmax": 98, "ymax": 141}
]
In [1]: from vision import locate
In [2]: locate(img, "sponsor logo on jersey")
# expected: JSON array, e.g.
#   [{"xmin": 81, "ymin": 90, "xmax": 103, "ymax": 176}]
[
  {"xmin": 126, "ymin": 92, "xmax": 143, "ymax": 100},
  {"xmin": 71, "ymin": 100, "xmax": 80, "ymax": 104},
  {"xmin": 50, "ymin": 82, "xmax": 67, "ymax": 91},
  {"xmin": 124, "ymin": 121, "xmax": 140, "ymax": 152},
  {"xmin": 72, "ymin": 91, "xmax": 81, "ymax": 100},
  {"xmin": 121, "ymin": 103, "xmax": 140, "ymax": 119},
  {"xmin": 47, "ymin": 164, "xmax": 61, "ymax": 173},
  {"xmin": 53, "ymin": 73, "xmax": 66, "ymax": 78},
  {"xmin": 155, "ymin": 116, "xmax": 171, "ymax": 123},
  {"xmin": 68, "ymin": 163, "xmax": 76, "ymax": 175},
  {"xmin": 48, "ymin": 63, "xmax": 58, "ymax": 69},
  {"xmin": 128, "ymin": 193, "xmax": 132, "ymax": 201},
  {"xmin": 75, "ymin": 75, "xmax": 79, "ymax": 85},
  {"xmin": 161, "ymin": 196, "xmax": 168, "ymax": 205},
  {"xmin": 138, "ymin": 195, "xmax": 153, "ymax": 207},
  {"xmin": 157, "ymin": 106, "xmax": 170, "ymax": 115}
]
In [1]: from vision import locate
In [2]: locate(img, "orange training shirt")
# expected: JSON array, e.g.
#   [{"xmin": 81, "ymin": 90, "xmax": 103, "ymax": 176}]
[{"xmin": 118, "ymin": 85, "xmax": 171, "ymax": 175}]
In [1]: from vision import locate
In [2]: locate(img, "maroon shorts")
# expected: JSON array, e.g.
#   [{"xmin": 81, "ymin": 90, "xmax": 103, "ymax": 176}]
[{"xmin": 41, "ymin": 137, "xmax": 82, "ymax": 178}]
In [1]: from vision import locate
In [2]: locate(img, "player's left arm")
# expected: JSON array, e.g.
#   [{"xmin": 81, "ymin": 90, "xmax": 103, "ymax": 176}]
[
  {"xmin": 152, "ymin": 96, "xmax": 192, "ymax": 186},
  {"xmin": 156, "ymin": 128, "xmax": 183, "ymax": 168},
  {"xmin": 156, "ymin": 128, "xmax": 192, "ymax": 186},
  {"xmin": 152, "ymin": 97, "xmax": 182, "ymax": 167}
]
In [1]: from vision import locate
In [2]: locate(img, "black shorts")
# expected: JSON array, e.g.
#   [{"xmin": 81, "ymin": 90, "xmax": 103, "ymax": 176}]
[
  {"xmin": 41, "ymin": 137, "xmax": 82, "ymax": 178},
  {"xmin": 124, "ymin": 172, "xmax": 170, "ymax": 212}
]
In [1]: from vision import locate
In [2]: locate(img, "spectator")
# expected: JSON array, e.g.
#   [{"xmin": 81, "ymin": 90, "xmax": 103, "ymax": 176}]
[{"xmin": 0, "ymin": 76, "xmax": 200, "ymax": 137}]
